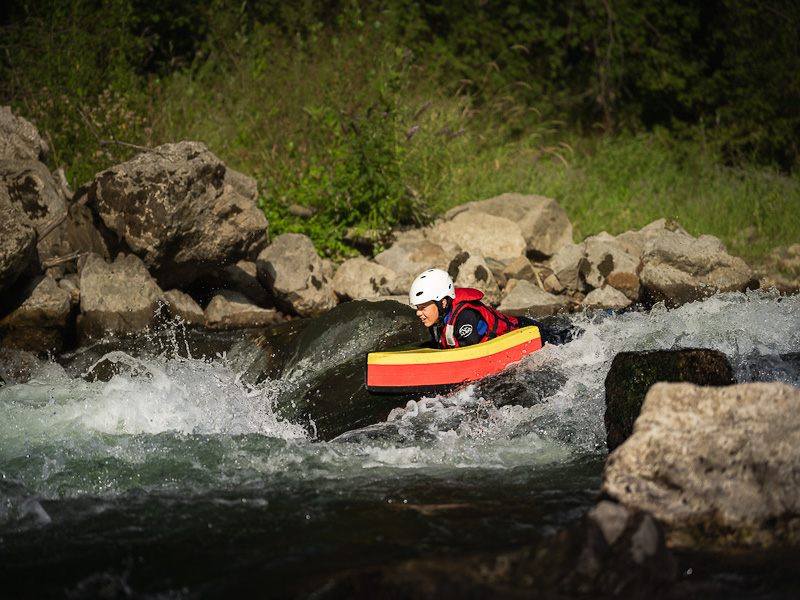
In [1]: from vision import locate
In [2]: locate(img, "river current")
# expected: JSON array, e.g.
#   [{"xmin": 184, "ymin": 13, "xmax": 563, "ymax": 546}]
[{"xmin": 1, "ymin": 289, "xmax": 799, "ymax": 598}]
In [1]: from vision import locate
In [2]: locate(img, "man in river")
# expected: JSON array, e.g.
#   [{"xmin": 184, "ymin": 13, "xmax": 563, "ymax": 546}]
[{"xmin": 409, "ymin": 268, "xmax": 576, "ymax": 349}]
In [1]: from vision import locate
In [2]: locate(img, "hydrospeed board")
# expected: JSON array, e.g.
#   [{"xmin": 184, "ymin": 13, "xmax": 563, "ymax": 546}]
[{"xmin": 365, "ymin": 326, "xmax": 542, "ymax": 394}]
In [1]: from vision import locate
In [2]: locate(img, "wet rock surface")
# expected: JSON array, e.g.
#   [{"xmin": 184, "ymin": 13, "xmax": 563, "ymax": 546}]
[{"xmin": 603, "ymin": 349, "xmax": 735, "ymax": 451}]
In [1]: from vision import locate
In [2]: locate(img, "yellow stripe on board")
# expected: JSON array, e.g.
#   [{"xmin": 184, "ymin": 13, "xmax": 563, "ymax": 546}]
[{"xmin": 367, "ymin": 326, "xmax": 541, "ymax": 366}]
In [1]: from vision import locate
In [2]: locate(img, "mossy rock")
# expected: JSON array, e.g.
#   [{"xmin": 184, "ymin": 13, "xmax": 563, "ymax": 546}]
[{"xmin": 604, "ymin": 349, "xmax": 735, "ymax": 451}]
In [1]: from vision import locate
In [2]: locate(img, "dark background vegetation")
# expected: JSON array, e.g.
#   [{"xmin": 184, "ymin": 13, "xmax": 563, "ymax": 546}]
[{"xmin": 2, "ymin": 0, "xmax": 798, "ymax": 262}]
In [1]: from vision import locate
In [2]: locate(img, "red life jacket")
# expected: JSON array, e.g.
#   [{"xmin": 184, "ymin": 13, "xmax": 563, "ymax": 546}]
[{"xmin": 439, "ymin": 288, "xmax": 523, "ymax": 348}]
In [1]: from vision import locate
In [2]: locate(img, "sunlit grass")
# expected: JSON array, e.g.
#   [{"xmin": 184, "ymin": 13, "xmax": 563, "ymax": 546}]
[{"xmin": 144, "ymin": 20, "xmax": 798, "ymax": 263}]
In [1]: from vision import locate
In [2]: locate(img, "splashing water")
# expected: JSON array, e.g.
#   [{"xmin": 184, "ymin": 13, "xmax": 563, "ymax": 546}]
[{"xmin": 0, "ymin": 289, "xmax": 797, "ymax": 597}]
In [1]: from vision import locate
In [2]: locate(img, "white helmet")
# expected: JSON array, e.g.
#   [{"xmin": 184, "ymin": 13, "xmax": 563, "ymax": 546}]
[{"xmin": 409, "ymin": 268, "xmax": 455, "ymax": 306}]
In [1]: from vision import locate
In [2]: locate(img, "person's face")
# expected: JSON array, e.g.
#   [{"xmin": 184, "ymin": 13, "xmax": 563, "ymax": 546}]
[{"xmin": 415, "ymin": 299, "xmax": 444, "ymax": 327}]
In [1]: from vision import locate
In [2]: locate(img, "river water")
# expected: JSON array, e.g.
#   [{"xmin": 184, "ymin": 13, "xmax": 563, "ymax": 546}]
[{"xmin": 1, "ymin": 289, "xmax": 799, "ymax": 599}]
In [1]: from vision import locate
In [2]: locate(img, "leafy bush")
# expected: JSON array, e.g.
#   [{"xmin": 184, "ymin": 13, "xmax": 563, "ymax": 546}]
[
  {"xmin": 1, "ymin": 0, "xmax": 152, "ymax": 186},
  {"xmin": 1, "ymin": 0, "xmax": 797, "ymax": 263}
]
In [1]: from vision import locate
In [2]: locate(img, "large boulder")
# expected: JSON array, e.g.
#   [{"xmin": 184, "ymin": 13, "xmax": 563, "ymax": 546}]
[
  {"xmin": 0, "ymin": 275, "xmax": 72, "ymax": 353},
  {"xmin": 615, "ymin": 218, "xmax": 688, "ymax": 258},
  {"xmin": 0, "ymin": 159, "xmax": 68, "ymax": 263},
  {"xmin": 639, "ymin": 232, "xmax": 759, "ymax": 307},
  {"xmin": 603, "ymin": 349, "xmax": 735, "ymax": 452},
  {"xmin": 256, "ymin": 233, "xmax": 336, "ymax": 318},
  {"xmin": 602, "ymin": 382, "xmax": 800, "ymax": 548},
  {"xmin": 427, "ymin": 211, "xmax": 526, "ymax": 263},
  {"xmin": 445, "ymin": 193, "xmax": 573, "ymax": 258},
  {"xmin": 0, "ymin": 106, "xmax": 48, "ymax": 162},
  {"xmin": 81, "ymin": 141, "xmax": 268, "ymax": 288},
  {"xmin": 77, "ymin": 253, "xmax": 166, "ymax": 341},
  {"xmin": 0, "ymin": 186, "xmax": 38, "ymax": 297}
]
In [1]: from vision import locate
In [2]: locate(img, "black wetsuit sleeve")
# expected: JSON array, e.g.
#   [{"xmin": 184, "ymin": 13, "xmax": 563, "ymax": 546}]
[
  {"xmin": 428, "ymin": 324, "xmax": 443, "ymax": 349},
  {"xmin": 453, "ymin": 308, "xmax": 485, "ymax": 347}
]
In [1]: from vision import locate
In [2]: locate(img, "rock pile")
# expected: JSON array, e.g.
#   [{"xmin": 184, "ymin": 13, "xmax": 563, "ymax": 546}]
[{"xmin": 0, "ymin": 106, "xmax": 774, "ymax": 354}]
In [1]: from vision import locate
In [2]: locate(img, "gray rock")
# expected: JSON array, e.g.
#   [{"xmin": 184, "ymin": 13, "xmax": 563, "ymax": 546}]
[
  {"xmin": 602, "ymin": 381, "xmax": 800, "ymax": 548},
  {"xmin": 374, "ymin": 229, "xmax": 458, "ymax": 277},
  {"xmin": 616, "ymin": 218, "xmax": 689, "ymax": 258},
  {"xmin": 545, "ymin": 233, "xmax": 641, "ymax": 301},
  {"xmin": 84, "ymin": 141, "xmax": 268, "ymax": 288},
  {"xmin": 501, "ymin": 255, "xmax": 537, "ymax": 283},
  {"xmin": 445, "ymin": 192, "xmax": 573, "ymax": 258},
  {"xmin": 448, "ymin": 250, "xmax": 502, "ymax": 306},
  {"xmin": 204, "ymin": 290, "xmax": 281, "ymax": 329},
  {"xmin": 582, "ymin": 285, "xmax": 632, "ymax": 310},
  {"xmin": 0, "ymin": 159, "xmax": 67, "ymax": 263},
  {"xmin": 603, "ymin": 349, "xmax": 735, "ymax": 452},
  {"xmin": 583, "ymin": 232, "xmax": 641, "ymax": 300},
  {"xmin": 427, "ymin": 211, "xmax": 526, "ymax": 263},
  {"xmin": 0, "ymin": 186, "xmax": 38, "ymax": 296},
  {"xmin": 77, "ymin": 253, "xmax": 165, "ymax": 341},
  {"xmin": 497, "ymin": 279, "xmax": 570, "ymax": 317},
  {"xmin": 639, "ymin": 232, "xmax": 759, "ymax": 306},
  {"xmin": 332, "ymin": 257, "xmax": 401, "ymax": 301},
  {"xmin": 163, "ymin": 289, "xmax": 205, "ymax": 326},
  {"xmin": 543, "ymin": 272, "xmax": 564, "ymax": 294},
  {"xmin": 546, "ymin": 242, "xmax": 590, "ymax": 293},
  {"xmin": 256, "ymin": 233, "xmax": 336, "ymax": 318},
  {"xmin": 0, "ymin": 106, "xmax": 49, "ymax": 161},
  {"xmin": 0, "ymin": 275, "xmax": 72, "ymax": 353}
]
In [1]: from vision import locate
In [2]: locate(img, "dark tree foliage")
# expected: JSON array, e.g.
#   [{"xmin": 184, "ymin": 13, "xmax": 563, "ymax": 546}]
[
  {"xmin": 1, "ymin": 0, "xmax": 798, "ymax": 170},
  {"xmin": 390, "ymin": 0, "xmax": 799, "ymax": 169}
]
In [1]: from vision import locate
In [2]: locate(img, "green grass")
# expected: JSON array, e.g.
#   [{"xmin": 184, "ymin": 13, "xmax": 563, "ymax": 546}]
[
  {"xmin": 419, "ymin": 130, "xmax": 799, "ymax": 265},
  {"xmin": 120, "ymin": 21, "xmax": 800, "ymax": 265},
  {"xmin": 9, "ymin": 9, "xmax": 798, "ymax": 266}
]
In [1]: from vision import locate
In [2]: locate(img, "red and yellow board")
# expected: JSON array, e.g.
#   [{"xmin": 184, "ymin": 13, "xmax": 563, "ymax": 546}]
[{"xmin": 365, "ymin": 326, "xmax": 542, "ymax": 394}]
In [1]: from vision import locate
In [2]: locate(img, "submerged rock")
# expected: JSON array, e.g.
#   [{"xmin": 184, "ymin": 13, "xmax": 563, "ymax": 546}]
[{"xmin": 308, "ymin": 500, "xmax": 676, "ymax": 599}]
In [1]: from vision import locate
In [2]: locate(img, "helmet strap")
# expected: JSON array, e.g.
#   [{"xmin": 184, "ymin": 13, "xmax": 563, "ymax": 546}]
[{"xmin": 436, "ymin": 298, "xmax": 449, "ymax": 322}]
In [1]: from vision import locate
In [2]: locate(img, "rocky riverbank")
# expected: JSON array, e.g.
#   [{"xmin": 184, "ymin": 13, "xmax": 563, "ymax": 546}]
[
  {"xmin": 2, "ymin": 106, "xmax": 800, "ymax": 598},
  {"xmin": 2, "ymin": 107, "xmax": 798, "ymax": 357}
]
